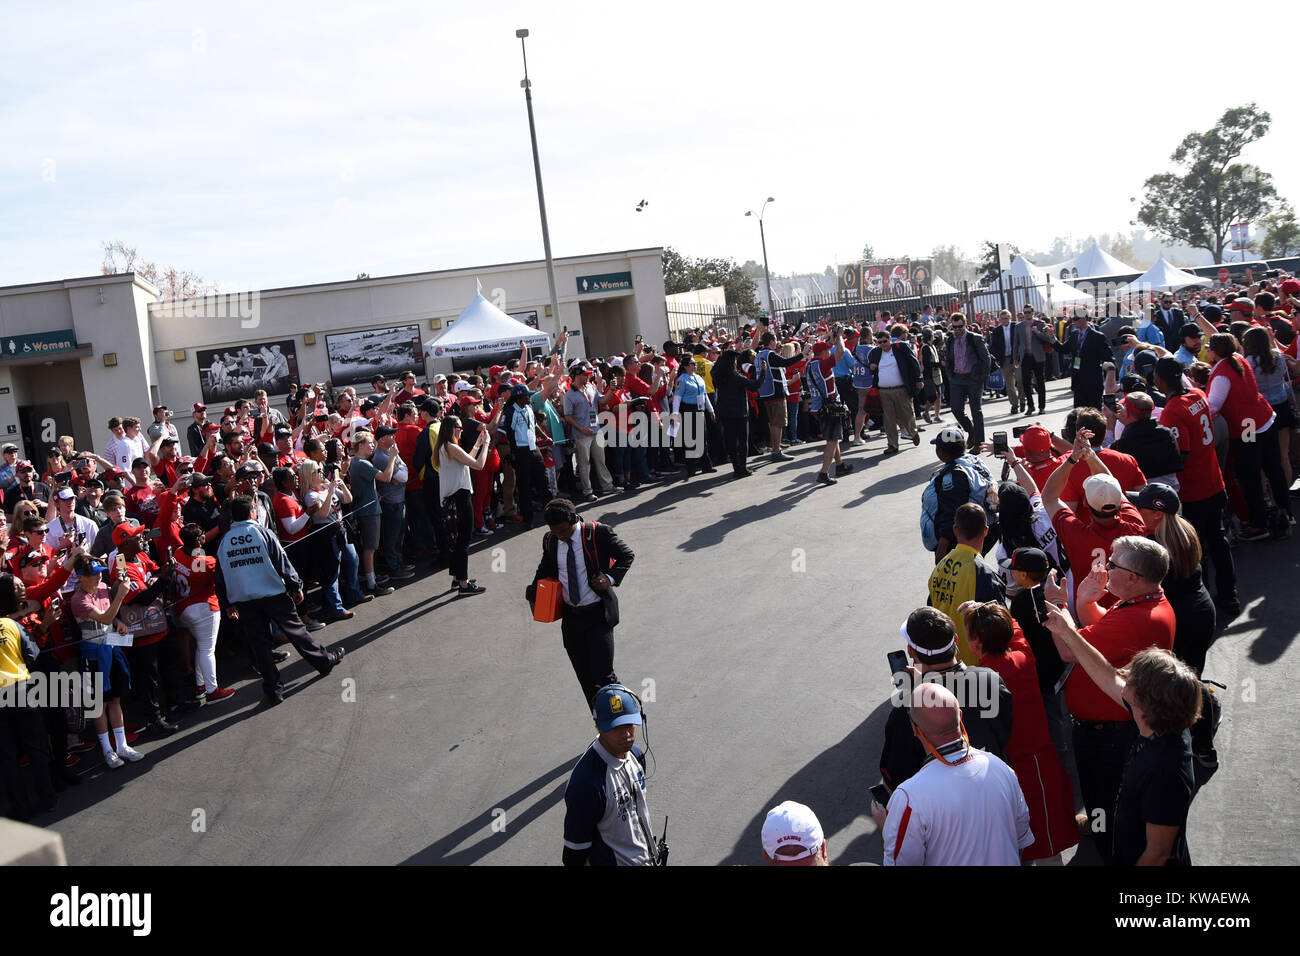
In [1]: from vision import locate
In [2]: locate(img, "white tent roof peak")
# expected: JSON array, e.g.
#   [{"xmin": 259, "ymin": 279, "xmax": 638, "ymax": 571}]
[
  {"xmin": 1114, "ymin": 257, "xmax": 1212, "ymax": 296},
  {"xmin": 424, "ymin": 294, "xmax": 550, "ymax": 360},
  {"xmin": 1049, "ymin": 243, "xmax": 1139, "ymax": 279}
]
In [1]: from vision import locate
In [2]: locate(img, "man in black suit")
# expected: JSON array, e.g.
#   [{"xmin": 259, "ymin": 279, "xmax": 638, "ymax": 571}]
[
  {"xmin": 942, "ymin": 313, "xmax": 990, "ymax": 450},
  {"xmin": 1150, "ymin": 293, "xmax": 1185, "ymax": 350},
  {"xmin": 986, "ymin": 309, "xmax": 1025, "ymax": 413},
  {"xmin": 527, "ymin": 498, "xmax": 636, "ymax": 707},
  {"xmin": 1057, "ymin": 308, "xmax": 1111, "ymax": 410}
]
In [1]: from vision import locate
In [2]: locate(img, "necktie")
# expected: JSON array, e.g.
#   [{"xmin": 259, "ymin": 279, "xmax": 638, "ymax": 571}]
[{"xmin": 566, "ymin": 536, "xmax": 582, "ymax": 605}]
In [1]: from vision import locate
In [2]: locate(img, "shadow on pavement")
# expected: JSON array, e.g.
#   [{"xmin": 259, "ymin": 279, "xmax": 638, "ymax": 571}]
[
  {"xmin": 717, "ymin": 696, "xmax": 894, "ymax": 867},
  {"xmin": 400, "ymin": 757, "xmax": 575, "ymax": 866}
]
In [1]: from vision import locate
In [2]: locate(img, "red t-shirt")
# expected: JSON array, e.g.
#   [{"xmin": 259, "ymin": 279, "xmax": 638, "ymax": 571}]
[
  {"xmin": 396, "ymin": 423, "xmax": 424, "ymax": 491},
  {"xmin": 1060, "ymin": 450, "xmax": 1146, "ymax": 506},
  {"xmin": 173, "ymin": 549, "xmax": 219, "ymax": 613},
  {"xmin": 272, "ymin": 492, "xmax": 308, "ymax": 543},
  {"xmin": 1014, "ymin": 450, "xmax": 1066, "ymax": 491},
  {"xmin": 1065, "ymin": 593, "xmax": 1176, "ymax": 722},
  {"xmin": 1159, "ymin": 388, "xmax": 1224, "ymax": 503},
  {"xmin": 124, "ymin": 483, "xmax": 160, "ymax": 528},
  {"xmin": 152, "ymin": 490, "xmax": 185, "ymax": 562},
  {"xmin": 1052, "ymin": 502, "xmax": 1147, "ymax": 603}
]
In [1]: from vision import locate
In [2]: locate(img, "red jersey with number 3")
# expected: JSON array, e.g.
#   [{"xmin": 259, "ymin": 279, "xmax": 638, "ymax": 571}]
[
  {"xmin": 174, "ymin": 548, "xmax": 219, "ymax": 613},
  {"xmin": 1160, "ymin": 388, "xmax": 1224, "ymax": 503}
]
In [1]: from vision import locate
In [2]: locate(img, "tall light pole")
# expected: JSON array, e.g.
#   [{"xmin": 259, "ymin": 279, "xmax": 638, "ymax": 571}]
[
  {"xmin": 516, "ymin": 29, "xmax": 562, "ymax": 338},
  {"xmin": 745, "ymin": 197, "xmax": 776, "ymax": 322}
]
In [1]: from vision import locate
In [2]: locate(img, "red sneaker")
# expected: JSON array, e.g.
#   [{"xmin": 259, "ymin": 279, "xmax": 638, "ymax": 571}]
[{"xmin": 205, "ymin": 687, "xmax": 236, "ymax": 703}]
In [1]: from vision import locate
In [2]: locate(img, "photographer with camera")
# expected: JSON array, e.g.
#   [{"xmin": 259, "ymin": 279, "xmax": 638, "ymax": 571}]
[
  {"xmin": 804, "ymin": 329, "xmax": 854, "ymax": 486},
  {"xmin": 146, "ymin": 405, "xmax": 180, "ymax": 446}
]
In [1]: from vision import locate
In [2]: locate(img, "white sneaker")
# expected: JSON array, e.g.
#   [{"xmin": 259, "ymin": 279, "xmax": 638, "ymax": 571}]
[
  {"xmin": 116, "ymin": 745, "xmax": 144, "ymax": 762},
  {"xmin": 104, "ymin": 750, "xmax": 125, "ymax": 769}
]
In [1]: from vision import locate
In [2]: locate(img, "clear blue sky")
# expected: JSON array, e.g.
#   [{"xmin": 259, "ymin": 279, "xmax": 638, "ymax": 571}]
[{"xmin": 3, "ymin": 0, "xmax": 1296, "ymax": 291}]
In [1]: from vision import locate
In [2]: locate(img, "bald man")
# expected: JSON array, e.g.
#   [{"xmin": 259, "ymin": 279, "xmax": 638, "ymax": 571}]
[{"xmin": 875, "ymin": 683, "xmax": 1032, "ymax": 866}]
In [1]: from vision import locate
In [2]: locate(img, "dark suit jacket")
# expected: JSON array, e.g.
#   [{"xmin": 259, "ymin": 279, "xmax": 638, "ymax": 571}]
[
  {"xmin": 527, "ymin": 522, "xmax": 634, "ymax": 628},
  {"xmin": 942, "ymin": 331, "xmax": 990, "ymax": 382},
  {"xmin": 987, "ymin": 323, "xmax": 1022, "ymax": 365},
  {"xmin": 1059, "ymin": 326, "xmax": 1111, "ymax": 388},
  {"xmin": 1151, "ymin": 307, "xmax": 1185, "ymax": 350}
]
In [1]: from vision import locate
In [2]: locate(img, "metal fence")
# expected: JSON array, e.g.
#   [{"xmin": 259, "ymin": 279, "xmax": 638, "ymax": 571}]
[{"xmin": 666, "ymin": 305, "xmax": 744, "ymax": 341}]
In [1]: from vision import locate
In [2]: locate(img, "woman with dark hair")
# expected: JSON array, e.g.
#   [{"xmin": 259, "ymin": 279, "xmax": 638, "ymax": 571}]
[
  {"xmin": 436, "ymin": 415, "xmax": 490, "ymax": 595},
  {"xmin": 174, "ymin": 523, "xmax": 235, "ymax": 702},
  {"xmin": 961, "ymin": 601, "xmax": 1078, "ymax": 865},
  {"xmin": 711, "ymin": 350, "xmax": 761, "ymax": 479},
  {"xmin": 988, "ymin": 452, "xmax": 1068, "ymax": 595},
  {"xmin": 1206, "ymin": 333, "xmax": 1292, "ymax": 539},
  {"xmin": 1242, "ymin": 326, "xmax": 1296, "ymax": 490}
]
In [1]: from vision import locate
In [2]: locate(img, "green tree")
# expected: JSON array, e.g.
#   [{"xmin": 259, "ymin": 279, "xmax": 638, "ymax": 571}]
[
  {"xmin": 977, "ymin": 241, "xmax": 1018, "ymax": 286},
  {"xmin": 1134, "ymin": 104, "xmax": 1281, "ymax": 263},
  {"xmin": 661, "ymin": 246, "xmax": 760, "ymax": 316},
  {"xmin": 1260, "ymin": 205, "xmax": 1300, "ymax": 258}
]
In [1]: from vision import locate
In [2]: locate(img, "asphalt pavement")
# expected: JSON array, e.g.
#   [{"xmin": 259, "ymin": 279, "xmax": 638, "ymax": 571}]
[{"xmin": 44, "ymin": 378, "xmax": 1300, "ymax": 865}]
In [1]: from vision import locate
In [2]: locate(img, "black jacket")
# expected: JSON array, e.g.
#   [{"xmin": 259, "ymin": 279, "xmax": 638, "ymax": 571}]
[
  {"xmin": 712, "ymin": 363, "xmax": 760, "ymax": 419},
  {"xmin": 527, "ymin": 521, "xmax": 634, "ymax": 628},
  {"xmin": 879, "ymin": 662, "xmax": 1014, "ymax": 789},
  {"xmin": 867, "ymin": 343, "xmax": 924, "ymax": 398},
  {"xmin": 187, "ymin": 421, "xmax": 207, "ymax": 458},
  {"xmin": 1059, "ymin": 325, "xmax": 1111, "ymax": 386},
  {"xmin": 943, "ymin": 331, "xmax": 990, "ymax": 382},
  {"xmin": 1112, "ymin": 418, "xmax": 1184, "ymax": 480}
]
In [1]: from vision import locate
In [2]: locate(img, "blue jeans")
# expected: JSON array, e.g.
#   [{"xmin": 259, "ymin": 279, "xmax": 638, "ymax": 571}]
[
  {"xmin": 381, "ymin": 499, "xmax": 405, "ymax": 571},
  {"xmin": 784, "ymin": 402, "xmax": 800, "ymax": 443},
  {"xmin": 338, "ymin": 534, "xmax": 365, "ymax": 604},
  {"xmin": 404, "ymin": 487, "xmax": 434, "ymax": 552}
]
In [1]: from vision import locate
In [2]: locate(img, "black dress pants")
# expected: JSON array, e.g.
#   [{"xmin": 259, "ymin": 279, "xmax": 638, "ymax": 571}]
[
  {"xmin": 235, "ymin": 593, "xmax": 333, "ymax": 697},
  {"xmin": 447, "ymin": 488, "xmax": 473, "ymax": 581},
  {"xmin": 1021, "ymin": 357, "xmax": 1047, "ymax": 411},
  {"xmin": 561, "ymin": 602, "xmax": 617, "ymax": 707},
  {"xmin": 1072, "ymin": 718, "xmax": 1137, "ymax": 865},
  {"xmin": 721, "ymin": 416, "xmax": 749, "ymax": 475}
]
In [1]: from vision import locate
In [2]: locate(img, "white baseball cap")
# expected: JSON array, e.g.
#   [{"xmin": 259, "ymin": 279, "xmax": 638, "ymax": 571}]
[
  {"xmin": 761, "ymin": 801, "xmax": 824, "ymax": 862},
  {"xmin": 1083, "ymin": 473, "xmax": 1124, "ymax": 510},
  {"xmin": 452, "ymin": 381, "xmax": 472, "ymax": 393}
]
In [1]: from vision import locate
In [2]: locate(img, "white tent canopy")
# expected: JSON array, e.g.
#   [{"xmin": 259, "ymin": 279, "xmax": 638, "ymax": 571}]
[
  {"xmin": 929, "ymin": 275, "xmax": 960, "ymax": 296},
  {"xmin": 424, "ymin": 294, "xmax": 550, "ymax": 361},
  {"xmin": 1049, "ymin": 243, "xmax": 1139, "ymax": 279},
  {"xmin": 1113, "ymin": 257, "xmax": 1212, "ymax": 295},
  {"xmin": 973, "ymin": 256, "xmax": 1092, "ymax": 313}
]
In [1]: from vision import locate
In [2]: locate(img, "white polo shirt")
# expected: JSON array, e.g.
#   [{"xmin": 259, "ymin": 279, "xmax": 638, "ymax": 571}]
[{"xmin": 882, "ymin": 747, "xmax": 1032, "ymax": 866}]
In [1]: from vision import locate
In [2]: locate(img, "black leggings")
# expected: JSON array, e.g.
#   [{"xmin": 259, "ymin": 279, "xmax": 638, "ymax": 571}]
[
  {"xmin": 1232, "ymin": 427, "xmax": 1291, "ymax": 528},
  {"xmin": 1182, "ymin": 491, "xmax": 1236, "ymax": 602},
  {"xmin": 721, "ymin": 416, "xmax": 749, "ymax": 475},
  {"xmin": 447, "ymin": 489, "xmax": 473, "ymax": 581}
]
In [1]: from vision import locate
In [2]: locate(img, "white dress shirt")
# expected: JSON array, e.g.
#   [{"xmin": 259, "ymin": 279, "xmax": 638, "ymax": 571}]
[{"xmin": 557, "ymin": 525, "xmax": 600, "ymax": 607}]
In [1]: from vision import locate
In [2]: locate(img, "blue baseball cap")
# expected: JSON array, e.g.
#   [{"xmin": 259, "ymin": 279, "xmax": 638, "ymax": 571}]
[
  {"xmin": 80, "ymin": 561, "xmax": 109, "ymax": 576},
  {"xmin": 592, "ymin": 686, "xmax": 642, "ymax": 732}
]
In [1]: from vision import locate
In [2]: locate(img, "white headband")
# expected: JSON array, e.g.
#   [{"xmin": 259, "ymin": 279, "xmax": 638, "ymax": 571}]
[{"xmin": 900, "ymin": 619, "xmax": 956, "ymax": 657}]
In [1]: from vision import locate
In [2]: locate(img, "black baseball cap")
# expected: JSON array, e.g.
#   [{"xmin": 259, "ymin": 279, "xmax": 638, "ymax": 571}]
[
  {"xmin": 999, "ymin": 547, "xmax": 1049, "ymax": 574},
  {"xmin": 1179, "ymin": 323, "xmax": 1202, "ymax": 340},
  {"xmin": 1127, "ymin": 482, "xmax": 1180, "ymax": 515},
  {"xmin": 374, "ymin": 425, "xmax": 398, "ymax": 438}
]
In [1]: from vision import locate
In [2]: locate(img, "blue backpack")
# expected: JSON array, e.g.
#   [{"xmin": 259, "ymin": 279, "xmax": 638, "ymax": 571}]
[{"xmin": 920, "ymin": 455, "xmax": 993, "ymax": 551}]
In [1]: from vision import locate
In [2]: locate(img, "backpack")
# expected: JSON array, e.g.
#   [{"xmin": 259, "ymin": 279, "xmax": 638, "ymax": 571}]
[
  {"xmin": 920, "ymin": 455, "xmax": 993, "ymax": 551},
  {"xmin": 1190, "ymin": 678, "xmax": 1225, "ymax": 794}
]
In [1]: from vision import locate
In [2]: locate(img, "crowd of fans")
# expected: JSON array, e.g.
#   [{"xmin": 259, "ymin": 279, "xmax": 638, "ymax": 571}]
[{"xmin": 1, "ymin": 270, "xmax": 1296, "ymax": 867}]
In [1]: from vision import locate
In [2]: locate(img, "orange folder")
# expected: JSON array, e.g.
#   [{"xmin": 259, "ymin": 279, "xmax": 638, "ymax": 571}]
[{"xmin": 532, "ymin": 578, "xmax": 563, "ymax": 623}]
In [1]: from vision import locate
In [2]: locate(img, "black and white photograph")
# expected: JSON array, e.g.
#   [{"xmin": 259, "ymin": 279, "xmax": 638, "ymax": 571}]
[
  {"xmin": 195, "ymin": 339, "xmax": 299, "ymax": 404},
  {"xmin": 326, "ymin": 325, "xmax": 423, "ymax": 387}
]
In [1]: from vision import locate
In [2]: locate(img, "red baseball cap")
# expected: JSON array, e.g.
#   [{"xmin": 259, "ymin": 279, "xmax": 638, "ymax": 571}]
[
  {"xmin": 192, "ymin": 402, "xmax": 207, "ymax": 413},
  {"xmin": 1019, "ymin": 425, "xmax": 1053, "ymax": 454},
  {"xmin": 111, "ymin": 522, "xmax": 147, "ymax": 547},
  {"xmin": 811, "ymin": 342, "xmax": 833, "ymax": 355}
]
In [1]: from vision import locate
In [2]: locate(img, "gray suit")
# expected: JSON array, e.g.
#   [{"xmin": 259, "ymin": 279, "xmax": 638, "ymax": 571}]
[{"xmin": 1016, "ymin": 319, "xmax": 1053, "ymax": 412}]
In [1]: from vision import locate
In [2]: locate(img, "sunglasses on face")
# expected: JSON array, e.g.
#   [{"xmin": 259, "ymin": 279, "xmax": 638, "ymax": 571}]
[{"xmin": 1106, "ymin": 558, "xmax": 1136, "ymax": 574}]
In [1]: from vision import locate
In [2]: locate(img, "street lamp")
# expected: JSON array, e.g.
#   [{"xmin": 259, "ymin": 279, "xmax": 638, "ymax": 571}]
[
  {"xmin": 516, "ymin": 28, "xmax": 562, "ymax": 341},
  {"xmin": 745, "ymin": 197, "xmax": 776, "ymax": 323}
]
